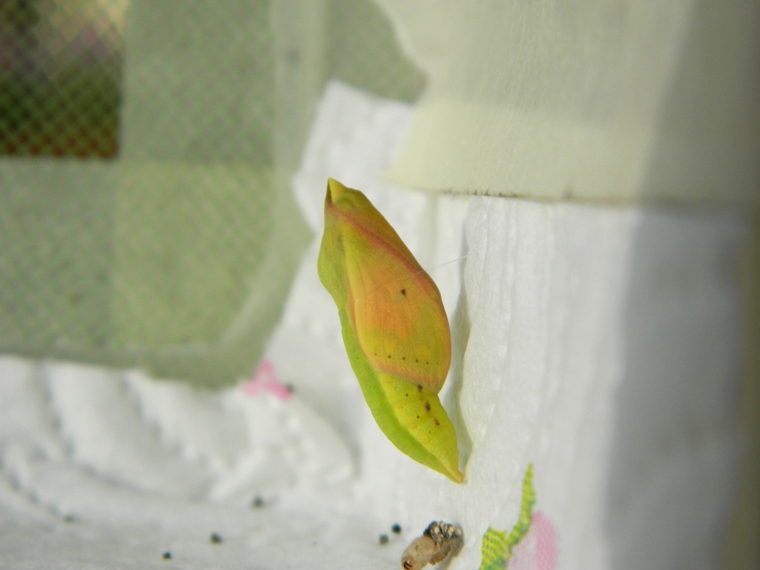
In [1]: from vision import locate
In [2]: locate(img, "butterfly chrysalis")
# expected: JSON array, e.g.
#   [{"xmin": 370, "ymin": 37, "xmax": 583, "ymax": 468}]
[{"xmin": 318, "ymin": 178, "xmax": 463, "ymax": 483}]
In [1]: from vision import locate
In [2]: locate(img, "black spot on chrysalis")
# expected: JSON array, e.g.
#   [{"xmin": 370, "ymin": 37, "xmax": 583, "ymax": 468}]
[{"xmin": 425, "ymin": 402, "xmax": 431, "ymax": 411}]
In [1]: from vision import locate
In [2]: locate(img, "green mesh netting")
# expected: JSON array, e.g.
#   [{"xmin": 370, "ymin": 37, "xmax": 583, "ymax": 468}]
[
  {"xmin": 0, "ymin": 0, "xmax": 424, "ymax": 387},
  {"xmin": 0, "ymin": 0, "xmax": 123, "ymax": 157}
]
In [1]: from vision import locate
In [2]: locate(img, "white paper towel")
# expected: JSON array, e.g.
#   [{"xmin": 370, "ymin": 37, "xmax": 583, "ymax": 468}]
[{"xmin": 0, "ymin": 82, "xmax": 746, "ymax": 569}]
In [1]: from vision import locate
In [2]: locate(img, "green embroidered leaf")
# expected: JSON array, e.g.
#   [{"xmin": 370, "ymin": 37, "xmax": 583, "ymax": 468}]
[
  {"xmin": 480, "ymin": 527, "xmax": 510, "ymax": 570},
  {"xmin": 479, "ymin": 464, "xmax": 536, "ymax": 569}
]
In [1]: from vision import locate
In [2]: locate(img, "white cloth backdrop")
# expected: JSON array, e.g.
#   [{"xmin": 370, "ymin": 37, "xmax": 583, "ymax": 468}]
[
  {"xmin": 376, "ymin": 0, "xmax": 760, "ymax": 204},
  {"xmin": 0, "ymin": 82, "xmax": 747, "ymax": 569}
]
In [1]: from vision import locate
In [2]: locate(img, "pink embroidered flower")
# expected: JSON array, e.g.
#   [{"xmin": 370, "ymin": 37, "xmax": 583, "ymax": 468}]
[
  {"xmin": 508, "ymin": 511, "xmax": 557, "ymax": 570},
  {"xmin": 242, "ymin": 360, "xmax": 292, "ymax": 401}
]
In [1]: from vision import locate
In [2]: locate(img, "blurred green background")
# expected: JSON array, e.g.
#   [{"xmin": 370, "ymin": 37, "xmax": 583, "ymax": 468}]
[{"xmin": 0, "ymin": 0, "xmax": 424, "ymax": 387}]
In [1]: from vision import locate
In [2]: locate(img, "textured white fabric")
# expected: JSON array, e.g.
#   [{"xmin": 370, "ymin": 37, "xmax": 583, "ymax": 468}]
[{"xmin": 0, "ymin": 83, "xmax": 746, "ymax": 569}]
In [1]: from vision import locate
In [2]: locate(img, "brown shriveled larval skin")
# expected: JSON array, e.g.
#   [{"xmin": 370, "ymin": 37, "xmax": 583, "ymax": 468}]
[
  {"xmin": 402, "ymin": 536, "xmax": 436, "ymax": 570},
  {"xmin": 401, "ymin": 521, "xmax": 464, "ymax": 570}
]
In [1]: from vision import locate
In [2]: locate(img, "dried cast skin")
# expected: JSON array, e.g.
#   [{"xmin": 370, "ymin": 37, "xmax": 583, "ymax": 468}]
[{"xmin": 401, "ymin": 521, "xmax": 464, "ymax": 570}]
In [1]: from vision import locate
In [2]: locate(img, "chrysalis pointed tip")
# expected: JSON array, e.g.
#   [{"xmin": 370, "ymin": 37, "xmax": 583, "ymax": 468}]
[
  {"xmin": 449, "ymin": 469, "xmax": 465, "ymax": 484},
  {"xmin": 326, "ymin": 177, "xmax": 348, "ymax": 203}
]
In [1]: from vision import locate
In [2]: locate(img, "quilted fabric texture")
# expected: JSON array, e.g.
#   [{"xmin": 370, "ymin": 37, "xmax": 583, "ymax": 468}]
[{"xmin": 0, "ymin": 82, "xmax": 748, "ymax": 569}]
